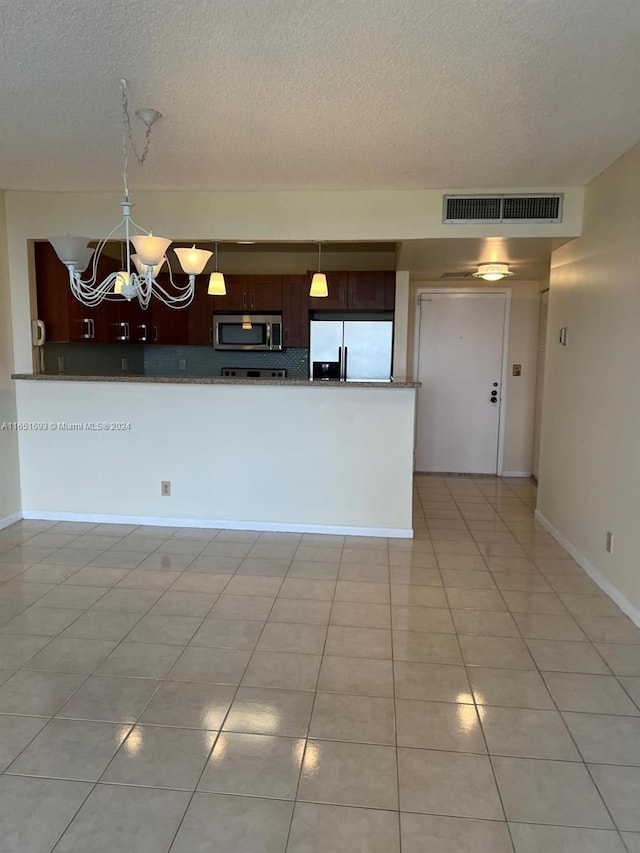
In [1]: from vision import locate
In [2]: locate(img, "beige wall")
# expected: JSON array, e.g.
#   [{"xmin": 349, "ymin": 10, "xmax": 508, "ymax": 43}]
[
  {"xmin": 537, "ymin": 144, "xmax": 640, "ymax": 620},
  {"xmin": 6, "ymin": 187, "xmax": 582, "ymax": 373},
  {"xmin": 0, "ymin": 192, "xmax": 21, "ymax": 523},
  {"xmin": 407, "ymin": 278, "xmax": 543, "ymax": 475}
]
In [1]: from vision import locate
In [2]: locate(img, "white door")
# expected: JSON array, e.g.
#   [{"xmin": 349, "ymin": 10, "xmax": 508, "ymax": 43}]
[{"xmin": 415, "ymin": 292, "xmax": 507, "ymax": 474}]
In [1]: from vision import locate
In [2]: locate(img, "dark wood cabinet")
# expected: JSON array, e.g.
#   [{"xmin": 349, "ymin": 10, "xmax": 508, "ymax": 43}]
[
  {"xmin": 35, "ymin": 243, "xmax": 396, "ymax": 352},
  {"xmin": 188, "ymin": 281, "xmax": 215, "ymax": 346},
  {"xmin": 34, "ymin": 242, "xmax": 70, "ymax": 342},
  {"xmin": 282, "ymin": 274, "xmax": 309, "ymax": 348},
  {"xmin": 150, "ymin": 276, "xmax": 190, "ymax": 344},
  {"xmin": 348, "ymin": 270, "xmax": 396, "ymax": 310},
  {"xmin": 213, "ymin": 275, "xmax": 282, "ymax": 313},
  {"xmin": 308, "ymin": 271, "xmax": 349, "ymax": 310},
  {"xmin": 308, "ymin": 270, "xmax": 395, "ymax": 311}
]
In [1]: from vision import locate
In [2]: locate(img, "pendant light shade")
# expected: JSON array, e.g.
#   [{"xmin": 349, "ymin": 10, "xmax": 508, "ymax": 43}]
[
  {"xmin": 207, "ymin": 243, "xmax": 226, "ymax": 295},
  {"xmin": 310, "ymin": 243, "xmax": 328, "ymax": 297},
  {"xmin": 309, "ymin": 273, "xmax": 328, "ymax": 297},
  {"xmin": 473, "ymin": 263, "xmax": 514, "ymax": 282},
  {"xmin": 208, "ymin": 272, "xmax": 226, "ymax": 295}
]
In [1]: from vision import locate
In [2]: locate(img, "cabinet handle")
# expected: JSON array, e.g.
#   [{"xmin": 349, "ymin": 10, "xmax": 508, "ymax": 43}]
[
  {"xmin": 124, "ymin": 322, "xmax": 130, "ymax": 341},
  {"xmin": 82, "ymin": 318, "xmax": 92, "ymax": 339},
  {"xmin": 89, "ymin": 319, "xmax": 95, "ymax": 339},
  {"xmin": 243, "ymin": 292, "xmax": 247, "ymax": 309},
  {"xmin": 115, "ymin": 321, "xmax": 127, "ymax": 341},
  {"xmin": 153, "ymin": 325, "xmax": 158, "ymax": 342},
  {"xmin": 138, "ymin": 324, "xmax": 148, "ymax": 342}
]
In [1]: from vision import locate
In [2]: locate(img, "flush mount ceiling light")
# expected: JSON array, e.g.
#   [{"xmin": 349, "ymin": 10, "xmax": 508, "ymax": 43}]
[
  {"xmin": 473, "ymin": 263, "xmax": 514, "ymax": 282},
  {"xmin": 309, "ymin": 242, "xmax": 328, "ymax": 297},
  {"xmin": 48, "ymin": 79, "xmax": 212, "ymax": 309}
]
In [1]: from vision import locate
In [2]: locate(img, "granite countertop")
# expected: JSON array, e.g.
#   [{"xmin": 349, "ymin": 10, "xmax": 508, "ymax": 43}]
[{"xmin": 12, "ymin": 374, "xmax": 420, "ymax": 389}]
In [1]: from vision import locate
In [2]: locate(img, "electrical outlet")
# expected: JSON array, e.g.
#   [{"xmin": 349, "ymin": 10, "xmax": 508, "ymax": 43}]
[
  {"xmin": 161, "ymin": 481, "xmax": 171, "ymax": 497},
  {"xmin": 178, "ymin": 358, "xmax": 187, "ymax": 371},
  {"xmin": 606, "ymin": 531, "xmax": 614, "ymax": 553}
]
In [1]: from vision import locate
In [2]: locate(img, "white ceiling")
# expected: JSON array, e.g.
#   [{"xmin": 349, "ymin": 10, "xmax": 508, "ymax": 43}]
[
  {"xmin": 399, "ymin": 237, "xmax": 569, "ymax": 281},
  {"xmin": 1, "ymin": 0, "xmax": 639, "ymax": 192}
]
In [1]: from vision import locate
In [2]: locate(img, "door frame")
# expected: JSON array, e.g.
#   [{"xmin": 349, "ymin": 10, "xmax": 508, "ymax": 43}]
[{"xmin": 412, "ymin": 287, "xmax": 512, "ymax": 476}]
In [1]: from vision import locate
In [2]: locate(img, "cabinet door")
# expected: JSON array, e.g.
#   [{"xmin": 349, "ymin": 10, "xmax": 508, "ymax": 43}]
[
  {"xmin": 150, "ymin": 274, "xmax": 189, "ymax": 344},
  {"xmin": 282, "ymin": 275, "xmax": 309, "ymax": 348},
  {"xmin": 383, "ymin": 271, "xmax": 396, "ymax": 310},
  {"xmin": 308, "ymin": 271, "xmax": 348, "ymax": 310},
  {"xmin": 347, "ymin": 271, "xmax": 391, "ymax": 310},
  {"xmin": 247, "ymin": 275, "xmax": 282, "ymax": 312},
  {"xmin": 213, "ymin": 275, "xmax": 249, "ymax": 312},
  {"xmin": 188, "ymin": 280, "xmax": 215, "ymax": 346},
  {"xmin": 107, "ymin": 299, "xmax": 151, "ymax": 344},
  {"xmin": 34, "ymin": 242, "xmax": 70, "ymax": 342}
]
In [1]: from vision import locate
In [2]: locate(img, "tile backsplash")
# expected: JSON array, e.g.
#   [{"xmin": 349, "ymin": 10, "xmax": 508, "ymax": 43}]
[
  {"xmin": 144, "ymin": 346, "xmax": 309, "ymax": 378},
  {"xmin": 42, "ymin": 344, "xmax": 309, "ymax": 379}
]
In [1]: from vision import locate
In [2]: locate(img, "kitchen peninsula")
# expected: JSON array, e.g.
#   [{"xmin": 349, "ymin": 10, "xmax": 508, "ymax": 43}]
[{"xmin": 12, "ymin": 375, "xmax": 418, "ymax": 538}]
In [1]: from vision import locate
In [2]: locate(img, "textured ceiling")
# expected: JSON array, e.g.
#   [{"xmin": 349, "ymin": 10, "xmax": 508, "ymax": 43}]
[{"xmin": 1, "ymin": 0, "xmax": 639, "ymax": 191}]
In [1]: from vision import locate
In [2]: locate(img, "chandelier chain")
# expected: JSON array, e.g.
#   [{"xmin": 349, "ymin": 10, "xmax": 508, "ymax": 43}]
[{"xmin": 120, "ymin": 79, "xmax": 153, "ymax": 201}]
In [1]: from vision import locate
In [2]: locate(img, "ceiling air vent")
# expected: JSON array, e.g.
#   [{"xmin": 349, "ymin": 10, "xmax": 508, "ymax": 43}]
[
  {"xmin": 443, "ymin": 194, "xmax": 563, "ymax": 224},
  {"xmin": 441, "ymin": 271, "xmax": 475, "ymax": 279}
]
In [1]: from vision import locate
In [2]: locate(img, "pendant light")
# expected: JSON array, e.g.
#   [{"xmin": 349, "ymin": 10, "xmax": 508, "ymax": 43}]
[
  {"xmin": 473, "ymin": 263, "xmax": 514, "ymax": 282},
  {"xmin": 309, "ymin": 242, "xmax": 328, "ymax": 297},
  {"xmin": 208, "ymin": 243, "xmax": 226, "ymax": 295}
]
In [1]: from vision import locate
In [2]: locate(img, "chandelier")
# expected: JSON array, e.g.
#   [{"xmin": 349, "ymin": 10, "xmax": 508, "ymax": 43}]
[{"xmin": 48, "ymin": 80, "xmax": 212, "ymax": 309}]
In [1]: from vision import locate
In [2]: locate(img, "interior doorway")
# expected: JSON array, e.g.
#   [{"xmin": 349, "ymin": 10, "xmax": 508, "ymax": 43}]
[{"xmin": 414, "ymin": 289, "xmax": 510, "ymax": 474}]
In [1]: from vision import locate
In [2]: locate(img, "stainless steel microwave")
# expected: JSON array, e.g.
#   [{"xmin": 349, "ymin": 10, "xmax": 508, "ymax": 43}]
[{"xmin": 214, "ymin": 314, "xmax": 283, "ymax": 351}]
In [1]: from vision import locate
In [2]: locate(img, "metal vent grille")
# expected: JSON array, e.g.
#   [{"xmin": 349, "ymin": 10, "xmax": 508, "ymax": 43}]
[{"xmin": 444, "ymin": 194, "xmax": 563, "ymax": 224}]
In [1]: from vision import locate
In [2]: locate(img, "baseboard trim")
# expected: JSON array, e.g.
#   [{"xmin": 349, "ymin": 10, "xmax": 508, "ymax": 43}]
[
  {"xmin": 20, "ymin": 510, "xmax": 413, "ymax": 540},
  {"xmin": 502, "ymin": 470, "xmax": 533, "ymax": 478},
  {"xmin": 535, "ymin": 509, "xmax": 640, "ymax": 628},
  {"xmin": 0, "ymin": 511, "xmax": 22, "ymax": 531}
]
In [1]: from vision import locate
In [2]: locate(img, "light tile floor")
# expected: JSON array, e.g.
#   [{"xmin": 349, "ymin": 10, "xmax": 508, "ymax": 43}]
[{"xmin": 0, "ymin": 475, "xmax": 638, "ymax": 852}]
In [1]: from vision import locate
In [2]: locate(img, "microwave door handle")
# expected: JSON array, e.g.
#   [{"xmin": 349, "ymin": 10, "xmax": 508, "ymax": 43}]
[
  {"xmin": 266, "ymin": 321, "xmax": 271, "ymax": 350},
  {"xmin": 338, "ymin": 346, "xmax": 342, "ymax": 379}
]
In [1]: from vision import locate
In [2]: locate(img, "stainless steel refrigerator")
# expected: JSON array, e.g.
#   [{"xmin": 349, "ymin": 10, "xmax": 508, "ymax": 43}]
[{"xmin": 309, "ymin": 316, "xmax": 394, "ymax": 381}]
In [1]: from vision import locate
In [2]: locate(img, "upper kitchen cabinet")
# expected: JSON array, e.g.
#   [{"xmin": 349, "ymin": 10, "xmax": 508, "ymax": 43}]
[
  {"xmin": 348, "ymin": 270, "xmax": 396, "ymax": 310},
  {"xmin": 308, "ymin": 270, "xmax": 396, "ymax": 311},
  {"xmin": 188, "ymin": 281, "xmax": 214, "ymax": 346},
  {"xmin": 34, "ymin": 242, "xmax": 70, "ymax": 342},
  {"xmin": 308, "ymin": 271, "xmax": 349, "ymax": 310},
  {"xmin": 282, "ymin": 274, "xmax": 309, "ymax": 348},
  {"xmin": 213, "ymin": 275, "xmax": 282, "ymax": 313}
]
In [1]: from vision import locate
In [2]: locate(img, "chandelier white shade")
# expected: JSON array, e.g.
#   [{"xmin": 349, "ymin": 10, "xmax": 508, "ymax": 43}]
[
  {"xmin": 208, "ymin": 272, "xmax": 226, "ymax": 295},
  {"xmin": 473, "ymin": 263, "xmax": 514, "ymax": 282},
  {"xmin": 48, "ymin": 80, "xmax": 211, "ymax": 310}
]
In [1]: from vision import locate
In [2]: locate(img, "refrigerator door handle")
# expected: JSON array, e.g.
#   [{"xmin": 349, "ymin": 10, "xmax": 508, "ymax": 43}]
[
  {"xmin": 343, "ymin": 346, "xmax": 348, "ymax": 381},
  {"xmin": 338, "ymin": 346, "xmax": 342, "ymax": 379}
]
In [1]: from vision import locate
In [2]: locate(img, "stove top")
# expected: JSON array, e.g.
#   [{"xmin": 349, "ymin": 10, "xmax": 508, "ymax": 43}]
[{"xmin": 221, "ymin": 367, "xmax": 287, "ymax": 379}]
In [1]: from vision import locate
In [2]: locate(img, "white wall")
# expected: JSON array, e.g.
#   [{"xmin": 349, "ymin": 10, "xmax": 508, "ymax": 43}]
[
  {"xmin": 15, "ymin": 380, "xmax": 416, "ymax": 536},
  {"xmin": 0, "ymin": 192, "xmax": 21, "ymax": 525},
  {"xmin": 5, "ymin": 187, "xmax": 582, "ymax": 373},
  {"xmin": 537, "ymin": 143, "xmax": 640, "ymax": 620},
  {"xmin": 407, "ymin": 279, "xmax": 542, "ymax": 475}
]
